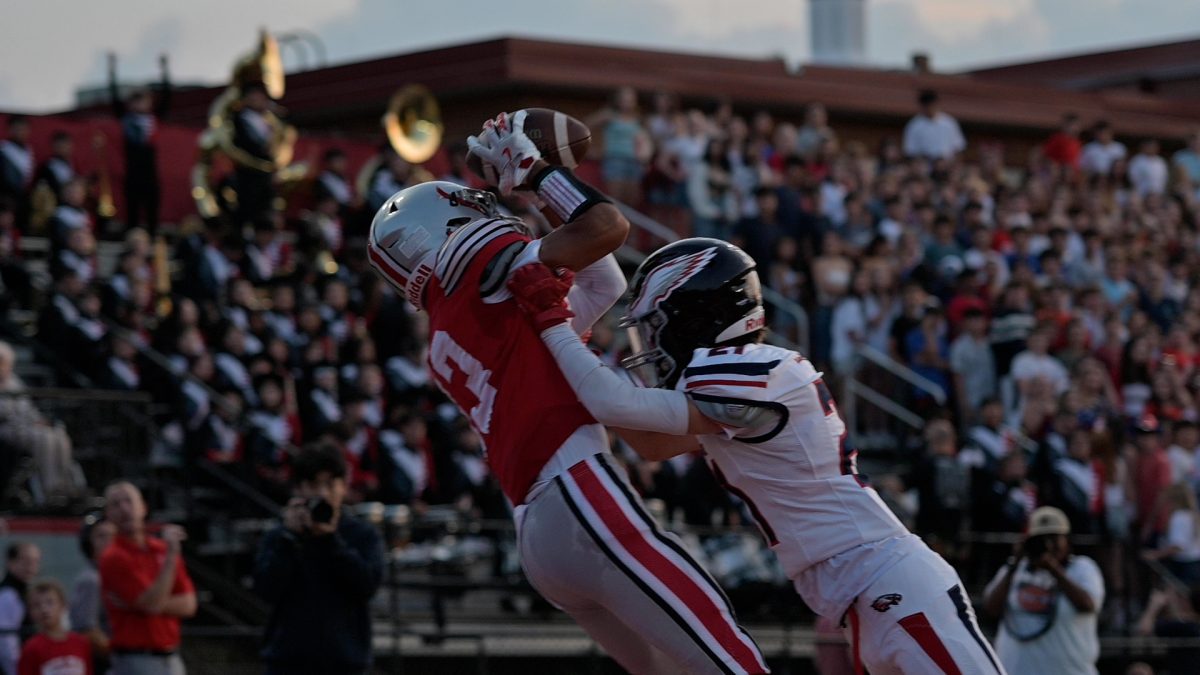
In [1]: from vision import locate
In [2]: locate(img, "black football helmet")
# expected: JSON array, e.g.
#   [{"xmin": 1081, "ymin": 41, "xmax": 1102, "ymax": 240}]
[{"xmin": 621, "ymin": 238, "xmax": 765, "ymax": 389}]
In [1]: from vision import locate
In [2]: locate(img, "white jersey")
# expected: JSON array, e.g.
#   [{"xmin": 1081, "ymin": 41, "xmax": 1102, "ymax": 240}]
[{"xmin": 677, "ymin": 343, "xmax": 908, "ymax": 613}]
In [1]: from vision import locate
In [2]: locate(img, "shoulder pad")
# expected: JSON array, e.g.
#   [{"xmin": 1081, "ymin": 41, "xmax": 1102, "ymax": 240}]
[
  {"xmin": 479, "ymin": 241, "xmax": 526, "ymax": 298},
  {"xmin": 681, "ymin": 345, "xmax": 796, "ymax": 442},
  {"xmin": 436, "ymin": 217, "xmax": 529, "ymax": 296},
  {"xmin": 691, "ymin": 395, "xmax": 781, "ymax": 430},
  {"xmin": 678, "ymin": 344, "xmax": 791, "ymax": 394}
]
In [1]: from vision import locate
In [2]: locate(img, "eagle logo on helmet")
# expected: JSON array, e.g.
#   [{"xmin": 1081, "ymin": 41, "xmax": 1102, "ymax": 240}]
[{"xmin": 629, "ymin": 247, "xmax": 718, "ymax": 319}]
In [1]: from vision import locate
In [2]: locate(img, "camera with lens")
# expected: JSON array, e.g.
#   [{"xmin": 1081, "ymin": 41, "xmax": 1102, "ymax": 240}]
[
  {"xmin": 307, "ymin": 497, "xmax": 335, "ymax": 525},
  {"xmin": 1024, "ymin": 534, "xmax": 1050, "ymax": 560}
]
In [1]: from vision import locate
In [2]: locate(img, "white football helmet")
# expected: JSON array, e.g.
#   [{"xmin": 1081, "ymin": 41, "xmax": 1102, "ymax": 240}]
[{"xmin": 367, "ymin": 181, "xmax": 500, "ymax": 308}]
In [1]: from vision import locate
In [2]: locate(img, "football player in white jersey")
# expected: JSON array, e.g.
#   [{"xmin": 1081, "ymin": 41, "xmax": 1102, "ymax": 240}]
[{"xmin": 507, "ymin": 238, "xmax": 1006, "ymax": 675}]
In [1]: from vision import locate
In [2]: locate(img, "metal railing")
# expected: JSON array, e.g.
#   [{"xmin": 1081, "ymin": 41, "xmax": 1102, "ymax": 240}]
[
  {"xmin": 838, "ymin": 343, "xmax": 952, "ymax": 447},
  {"xmin": 838, "ymin": 344, "xmax": 1043, "ymax": 456},
  {"xmin": 0, "ymin": 386, "xmax": 156, "ymax": 505},
  {"xmin": 0, "ymin": 386, "xmax": 155, "ymax": 452},
  {"xmin": 615, "ymin": 200, "xmax": 680, "ymax": 245},
  {"xmin": 184, "ymin": 502, "xmax": 1200, "ymax": 672},
  {"xmin": 855, "ymin": 344, "xmax": 948, "ymax": 405},
  {"xmin": 842, "ymin": 378, "xmax": 926, "ymax": 431}
]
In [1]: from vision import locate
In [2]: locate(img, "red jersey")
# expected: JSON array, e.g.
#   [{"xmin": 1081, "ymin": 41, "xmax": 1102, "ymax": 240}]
[
  {"xmin": 99, "ymin": 535, "xmax": 194, "ymax": 651},
  {"xmin": 1134, "ymin": 449, "xmax": 1173, "ymax": 534},
  {"xmin": 945, "ymin": 293, "xmax": 988, "ymax": 331},
  {"xmin": 1043, "ymin": 132, "xmax": 1081, "ymax": 168},
  {"xmin": 18, "ymin": 633, "xmax": 91, "ymax": 675},
  {"xmin": 424, "ymin": 217, "xmax": 595, "ymax": 504}
]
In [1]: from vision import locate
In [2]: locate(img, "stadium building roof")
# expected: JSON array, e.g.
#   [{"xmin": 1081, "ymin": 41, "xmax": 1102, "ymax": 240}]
[
  {"xmin": 62, "ymin": 36, "xmax": 1200, "ymax": 143},
  {"xmin": 968, "ymin": 37, "xmax": 1200, "ymax": 99}
]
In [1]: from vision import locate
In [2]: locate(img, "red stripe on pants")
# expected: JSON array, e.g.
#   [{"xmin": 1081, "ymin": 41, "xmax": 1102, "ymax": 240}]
[
  {"xmin": 848, "ymin": 606, "xmax": 864, "ymax": 675},
  {"xmin": 569, "ymin": 461, "xmax": 765, "ymax": 673},
  {"xmin": 898, "ymin": 612, "xmax": 962, "ymax": 675}
]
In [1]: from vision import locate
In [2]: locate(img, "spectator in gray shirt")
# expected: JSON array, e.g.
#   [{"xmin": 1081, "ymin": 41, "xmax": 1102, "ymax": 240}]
[
  {"xmin": 70, "ymin": 513, "xmax": 117, "ymax": 665},
  {"xmin": 950, "ymin": 308, "xmax": 997, "ymax": 423}
]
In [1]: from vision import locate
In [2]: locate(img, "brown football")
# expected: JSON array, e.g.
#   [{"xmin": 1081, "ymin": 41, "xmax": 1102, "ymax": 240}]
[{"xmin": 466, "ymin": 108, "xmax": 591, "ymax": 183}]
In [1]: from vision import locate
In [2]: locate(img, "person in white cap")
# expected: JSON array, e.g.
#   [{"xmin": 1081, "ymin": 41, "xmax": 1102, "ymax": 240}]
[{"xmin": 982, "ymin": 505, "xmax": 1105, "ymax": 675}]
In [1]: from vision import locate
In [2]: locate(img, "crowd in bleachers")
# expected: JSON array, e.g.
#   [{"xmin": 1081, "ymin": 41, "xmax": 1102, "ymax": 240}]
[
  {"xmin": 585, "ymin": 86, "xmax": 1200, "ymax": 636},
  {"xmin": 4, "ymin": 83, "xmax": 1200, "ymax": 641}
]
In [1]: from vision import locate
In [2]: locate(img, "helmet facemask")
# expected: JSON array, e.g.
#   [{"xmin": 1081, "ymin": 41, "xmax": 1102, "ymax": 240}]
[
  {"xmin": 620, "ymin": 308, "xmax": 677, "ymax": 388},
  {"xmin": 435, "ymin": 186, "xmax": 501, "ymax": 224}
]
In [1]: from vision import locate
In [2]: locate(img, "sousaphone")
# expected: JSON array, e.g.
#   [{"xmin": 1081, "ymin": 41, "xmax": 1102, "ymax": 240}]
[
  {"xmin": 192, "ymin": 30, "xmax": 303, "ymax": 218},
  {"xmin": 383, "ymin": 84, "xmax": 442, "ymax": 164},
  {"xmin": 355, "ymin": 85, "xmax": 442, "ymax": 198}
]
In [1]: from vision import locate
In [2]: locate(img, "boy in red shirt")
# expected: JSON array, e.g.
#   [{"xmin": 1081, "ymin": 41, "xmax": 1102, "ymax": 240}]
[
  {"xmin": 18, "ymin": 579, "xmax": 91, "ymax": 675},
  {"xmin": 1043, "ymin": 113, "xmax": 1082, "ymax": 169}
]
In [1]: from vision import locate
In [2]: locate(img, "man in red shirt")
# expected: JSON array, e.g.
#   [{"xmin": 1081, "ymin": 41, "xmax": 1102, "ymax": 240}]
[
  {"xmin": 18, "ymin": 579, "xmax": 90, "ymax": 675},
  {"xmin": 1132, "ymin": 415, "xmax": 1173, "ymax": 544},
  {"xmin": 1043, "ymin": 113, "xmax": 1082, "ymax": 170},
  {"xmin": 98, "ymin": 482, "xmax": 195, "ymax": 675}
]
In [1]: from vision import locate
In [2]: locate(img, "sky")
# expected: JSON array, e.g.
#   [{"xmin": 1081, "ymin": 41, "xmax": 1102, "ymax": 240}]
[{"xmin": 1, "ymin": 0, "xmax": 1198, "ymax": 111}]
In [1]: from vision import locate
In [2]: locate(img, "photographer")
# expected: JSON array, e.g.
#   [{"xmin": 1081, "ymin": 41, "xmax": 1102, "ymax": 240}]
[
  {"xmin": 254, "ymin": 444, "xmax": 385, "ymax": 675},
  {"xmin": 983, "ymin": 506, "xmax": 1105, "ymax": 675}
]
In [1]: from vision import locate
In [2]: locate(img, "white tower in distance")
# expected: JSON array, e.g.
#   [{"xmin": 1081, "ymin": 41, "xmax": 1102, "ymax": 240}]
[{"xmin": 810, "ymin": 0, "xmax": 867, "ymax": 66}]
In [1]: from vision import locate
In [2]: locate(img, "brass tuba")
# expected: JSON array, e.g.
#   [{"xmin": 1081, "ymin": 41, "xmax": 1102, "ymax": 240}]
[
  {"xmin": 191, "ymin": 29, "xmax": 304, "ymax": 218},
  {"xmin": 355, "ymin": 85, "xmax": 442, "ymax": 200},
  {"xmin": 383, "ymin": 84, "xmax": 442, "ymax": 164}
]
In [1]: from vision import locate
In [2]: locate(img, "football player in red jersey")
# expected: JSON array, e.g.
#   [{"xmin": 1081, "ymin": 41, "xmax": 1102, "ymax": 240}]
[{"xmin": 366, "ymin": 113, "xmax": 767, "ymax": 675}]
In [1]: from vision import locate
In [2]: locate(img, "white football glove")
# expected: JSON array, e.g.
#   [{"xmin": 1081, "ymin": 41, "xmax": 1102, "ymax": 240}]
[{"xmin": 466, "ymin": 110, "xmax": 542, "ymax": 195}]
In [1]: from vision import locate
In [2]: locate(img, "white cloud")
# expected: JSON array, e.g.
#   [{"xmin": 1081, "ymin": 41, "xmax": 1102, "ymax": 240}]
[
  {"xmin": 655, "ymin": 0, "xmax": 804, "ymax": 39},
  {"xmin": 869, "ymin": 0, "xmax": 1200, "ymax": 70},
  {"xmin": 868, "ymin": 0, "xmax": 1051, "ymax": 68},
  {"xmin": 1, "ymin": 0, "xmax": 1198, "ymax": 110},
  {"xmin": 0, "ymin": 0, "xmax": 354, "ymax": 111},
  {"xmin": 875, "ymin": 0, "xmax": 1037, "ymax": 44}
]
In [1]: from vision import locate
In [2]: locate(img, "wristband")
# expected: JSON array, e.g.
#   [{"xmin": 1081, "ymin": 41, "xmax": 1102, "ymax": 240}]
[{"xmin": 532, "ymin": 166, "xmax": 611, "ymax": 223}]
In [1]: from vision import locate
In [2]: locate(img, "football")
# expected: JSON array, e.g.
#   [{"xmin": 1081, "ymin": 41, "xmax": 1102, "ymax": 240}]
[{"xmin": 467, "ymin": 108, "xmax": 591, "ymax": 182}]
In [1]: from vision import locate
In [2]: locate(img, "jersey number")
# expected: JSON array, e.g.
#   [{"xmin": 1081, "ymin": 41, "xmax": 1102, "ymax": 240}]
[
  {"xmin": 813, "ymin": 378, "xmax": 837, "ymax": 416},
  {"xmin": 813, "ymin": 379, "xmax": 865, "ymax": 483},
  {"xmin": 430, "ymin": 331, "xmax": 497, "ymax": 435}
]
